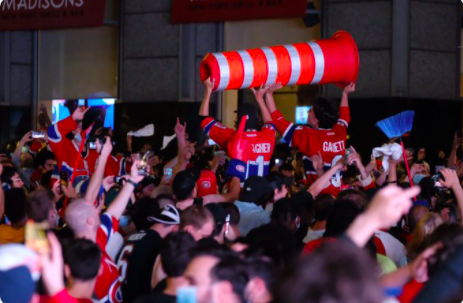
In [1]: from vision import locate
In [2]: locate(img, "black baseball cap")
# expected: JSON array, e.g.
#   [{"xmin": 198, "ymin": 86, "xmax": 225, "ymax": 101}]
[
  {"xmin": 239, "ymin": 176, "xmax": 272, "ymax": 203},
  {"xmin": 172, "ymin": 167, "xmax": 201, "ymax": 200},
  {"xmin": 205, "ymin": 203, "xmax": 227, "ymax": 228},
  {"xmin": 266, "ymin": 172, "xmax": 292, "ymax": 190}
]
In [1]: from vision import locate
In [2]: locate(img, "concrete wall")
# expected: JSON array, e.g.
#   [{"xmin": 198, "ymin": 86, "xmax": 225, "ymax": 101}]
[
  {"xmin": 0, "ymin": 31, "xmax": 35, "ymax": 107},
  {"xmin": 121, "ymin": 0, "xmax": 222, "ymax": 103},
  {"xmin": 324, "ymin": 0, "xmax": 460, "ymax": 100}
]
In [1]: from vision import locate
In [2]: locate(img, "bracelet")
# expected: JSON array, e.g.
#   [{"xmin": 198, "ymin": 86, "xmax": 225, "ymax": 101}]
[
  {"xmin": 388, "ymin": 180, "xmax": 398, "ymax": 184},
  {"xmin": 126, "ymin": 179, "xmax": 138, "ymax": 188}
]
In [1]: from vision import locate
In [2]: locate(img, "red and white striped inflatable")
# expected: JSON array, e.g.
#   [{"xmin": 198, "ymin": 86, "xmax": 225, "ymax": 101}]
[{"xmin": 200, "ymin": 30, "xmax": 359, "ymax": 91}]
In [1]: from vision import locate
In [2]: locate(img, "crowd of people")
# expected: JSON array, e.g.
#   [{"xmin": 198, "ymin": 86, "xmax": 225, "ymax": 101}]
[{"xmin": 1, "ymin": 79, "xmax": 463, "ymax": 303}]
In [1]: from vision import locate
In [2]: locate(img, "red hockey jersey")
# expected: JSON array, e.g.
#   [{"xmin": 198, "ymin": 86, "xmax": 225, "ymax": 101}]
[
  {"xmin": 88, "ymin": 149, "xmax": 130, "ymax": 177},
  {"xmin": 47, "ymin": 116, "xmax": 89, "ymax": 184},
  {"xmin": 271, "ymin": 107, "xmax": 350, "ymax": 190},
  {"xmin": 201, "ymin": 117, "xmax": 276, "ymax": 181},
  {"xmin": 95, "ymin": 213, "xmax": 123, "ymax": 303}
]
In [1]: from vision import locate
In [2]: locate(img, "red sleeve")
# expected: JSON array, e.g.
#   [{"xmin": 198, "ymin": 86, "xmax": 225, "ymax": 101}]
[
  {"xmin": 96, "ymin": 214, "xmax": 119, "ymax": 251},
  {"xmin": 49, "ymin": 290, "xmax": 79, "ymax": 303},
  {"xmin": 271, "ymin": 110, "xmax": 295, "ymax": 139},
  {"xmin": 201, "ymin": 117, "xmax": 235, "ymax": 151},
  {"xmin": 339, "ymin": 107, "xmax": 350, "ymax": 126},
  {"xmin": 271, "ymin": 110, "xmax": 310, "ymax": 151},
  {"xmin": 47, "ymin": 116, "xmax": 78, "ymax": 145}
]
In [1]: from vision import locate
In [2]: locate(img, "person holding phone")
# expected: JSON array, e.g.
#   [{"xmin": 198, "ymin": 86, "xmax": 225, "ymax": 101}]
[
  {"xmin": 47, "ymin": 103, "xmax": 91, "ymax": 187},
  {"xmin": 64, "ymin": 139, "xmax": 146, "ymax": 303}
]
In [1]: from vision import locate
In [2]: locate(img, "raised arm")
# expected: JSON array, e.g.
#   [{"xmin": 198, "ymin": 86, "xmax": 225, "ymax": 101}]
[
  {"xmin": 448, "ymin": 132, "xmax": 463, "ymax": 168},
  {"xmin": 84, "ymin": 137, "xmax": 112, "ymax": 204},
  {"xmin": 346, "ymin": 185, "xmax": 420, "ymax": 247},
  {"xmin": 199, "ymin": 78, "xmax": 215, "ymax": 117},
  {"xmin": 126, "ymin": 135, "xmax": 133, "ymax": 153},
  {"xmin": 169, "ymin": 120, "xmax": 193, "ymax": 184},
  {"xmin": 264, "ymin": 83, "xmax": 282, "ymax": 114},
  {"xmin": 251, "ymin": 85, "xmax": 272, "ymax": 123},
  {"xmin": 308, "ymin": 159, "xmax": 345, "ymax": 198},
  {"xmin": 439, "ymin": 169, "xmax": 463, "ymax": 220},
  {"xmin": 14, "ymin": 131, "xmax": 33, "ymax": 160},
  {"xmin": 106, "ymin": 160, "xmax": 146, "ymax": 220},
  {"xmin": 47, "ymin": 107, "xmax": 89, "ymax": 144},
  {"xmin": 340, "ymin": 83, "xmax": 355, "ymax": 108},
  {"xmin": 347, "ymin": 147, "xmax": 374, "ymax": 188}
]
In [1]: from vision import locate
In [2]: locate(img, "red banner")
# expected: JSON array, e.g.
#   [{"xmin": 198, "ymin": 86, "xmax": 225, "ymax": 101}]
[
  {"xmin": 0, "ymin": 0, "xmax": 106, "ymax": 31},
  {"xmin": 171, "ymin": 0, "xmax": 307, "ymax": 24}
]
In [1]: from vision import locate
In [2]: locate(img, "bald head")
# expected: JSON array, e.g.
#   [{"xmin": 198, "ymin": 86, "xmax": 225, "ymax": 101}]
[{"xmin": 65, "ymin": 199, "xmax": 98, "ymax": 235}]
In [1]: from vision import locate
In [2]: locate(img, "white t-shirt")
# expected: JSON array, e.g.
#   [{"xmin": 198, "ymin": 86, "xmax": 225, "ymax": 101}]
[
  {"xmin": 303, "ymin": 228, "xmax": 325, "ymax": 244},
  {"xmin": 374, "ymin": 230, "xmax": 406, "ymax": 267}
]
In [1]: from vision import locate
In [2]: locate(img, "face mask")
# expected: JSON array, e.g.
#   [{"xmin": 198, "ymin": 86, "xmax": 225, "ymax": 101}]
[
  {"xmin": 177, "ymin": 286, "xmax": 197, "ymax": 303},
  {"xmin": 413, "ymin": 174, "xmax": 426, "ymax": 184}
]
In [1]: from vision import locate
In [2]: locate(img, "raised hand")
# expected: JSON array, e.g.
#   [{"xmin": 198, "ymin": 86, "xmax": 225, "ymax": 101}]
[
  {"xmin": 409, "ymin": 243, "xmax": 442, "ymax": 283},
  {"xmin": 174, "ymin": 118, "xmax": 187, "ymax": 138},
  {"xmin": 452, "ymin": 132, "xmax": 463, "ymax": 150},
  {"xmin": 203, "ymin": 77, "xmax": 216, "ymax": 93},
  {"xmin": 102, "ymin": 175, "xmax": 116, "ymax": 192},
  {"xmin": 72, "ymin": 106, "xmax": 90, "ymax": 121},
  {"xmin": 343, "ymin": 82, "xmax": 356, "ymax": 94},
  {"xmin": 250, "ymin": 85, "xmax": 270, "ymax": 101},
  {"xmin": 439, "ymin": 168, "xmax": 460, "ymax": 189},
  {"xmin": 96, "ymin": 136, "xmax": 112, "ymax": 157},
  {"xmin": 366, "ymin": 185, "xmax": 420, "ymax": 230},
  {"xmin": 21, "ymin": 131, "xmax": 34, "ymax": 144},
  {"xmin": 130, "ymin": 160, "xmax": 148, "ymax": 184},
  {"xmin": 265, "ymin": 82, "xmax": 283, "ymax": 95},
  {"xmin": 39, "ymin": 233, "xmax": 66, "ymax": 296}
]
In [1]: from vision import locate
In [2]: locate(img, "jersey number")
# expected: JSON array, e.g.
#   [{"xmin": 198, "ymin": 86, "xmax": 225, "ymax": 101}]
[{"xmin": 117, "ymin": 245, "xmax": 134, "ymax": 283}]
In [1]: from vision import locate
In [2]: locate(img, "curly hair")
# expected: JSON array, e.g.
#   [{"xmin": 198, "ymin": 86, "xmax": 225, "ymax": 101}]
[{"xmin": 312, "ymin": 97, "xmax": 340, "ymax": 129}]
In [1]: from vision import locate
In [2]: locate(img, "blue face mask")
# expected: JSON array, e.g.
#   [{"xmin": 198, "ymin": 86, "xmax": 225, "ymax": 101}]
[
  {"xmin": 413, "ymin": 174, "xmax": 426, "ymax": 184},
  {"xmin": 119, "ymin": 215, "xmax": 131, "ymax": 227}
]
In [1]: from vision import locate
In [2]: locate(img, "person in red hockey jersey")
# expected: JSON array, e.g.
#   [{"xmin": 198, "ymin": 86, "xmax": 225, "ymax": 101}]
[
  {"xmin": 199, "ymin": 78, "xmax": 277, "ymax": 185},
  {"xmin": 264, "ymin": 83, "xmax": 356, "ymax": 195}
]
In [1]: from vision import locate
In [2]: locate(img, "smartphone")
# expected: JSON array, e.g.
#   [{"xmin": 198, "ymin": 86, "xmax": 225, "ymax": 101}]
[
  {"xmin": 25, "ymin": 221, "xmax": 50, "ymax": 255},
  {"xmin": 177, "ymin": 286, "xmax": 197, "ymax": 303},
  {"xmin": 78, "ymin": 99, "xmax": 85, "ymax": 107},
  {"xmin": 32, "ymin": 131, "xmax": 45, "ymax": 139},
  {"xmin": 164, "ymin": 168, "xmax": 173, "ymax": 177},
  {"xmin": 344, "ymin": 147, "xmax": 353, "ymax": 162},
  {"xmin": 137, "ymin": 153, "xmax": 147, "ymax": 176},
  {"xmin": 275, "ymin": 159, "xmax": 281, "ymax": 165},
  {"xmin": 60, "ymin": 171, "xmax": 68, "ymax": 187},
  {"xmin": 89, "ymin": 141, "xmax": 97, "ymax": 150}
]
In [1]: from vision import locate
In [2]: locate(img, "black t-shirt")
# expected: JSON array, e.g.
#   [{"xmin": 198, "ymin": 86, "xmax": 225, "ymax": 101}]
[
  {"xmin": 133, "ymin": 292, "xmax": 176, "ymax": 303},
  {"xmin": 117, "ymin": 229, "xmax": 162, "ymax": 303}
]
